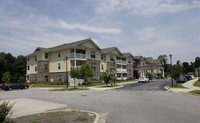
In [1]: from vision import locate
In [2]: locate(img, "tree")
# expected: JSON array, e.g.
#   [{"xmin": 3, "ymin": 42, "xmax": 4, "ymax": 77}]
[
  {"xmin": 158, "ymin": 55, "xmax": 168, "ymax": 66},
  {"xmin": 195, "ymin": 57, "xmax": 200, "ymax": 77},
  {"xmin": 69, "ymin": 67, "xmax": 81, "ymax": 88},
  {"xmin": 101, "ymin": 71, "xmax": 114, "ymax": 86},
  {"xmin": 79, "ymin": 64, "xmax": 94, "ymax": 83},
  {"xmin": 176, "ymin": 60, "xmax": 181, "ymax": 65},
  {"xmin": 2, "ymin": 72, "xmax": 11, "ymax": 83},
  {"xmin": 17, "ymin": 76, "xmax": 26, "ymax": 84},
  {"xmin": 171, "ymin": 65, "xmax": 183, "ymax": 81},
  {"xmin": 158, "ymin": 55, "xmax": 170, "ymax": 73}
]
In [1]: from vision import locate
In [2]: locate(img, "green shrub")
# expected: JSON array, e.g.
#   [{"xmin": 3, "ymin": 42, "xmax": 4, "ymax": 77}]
[
  {"xmin": 146, "ymin": 72, "xmax": 153, "ymax": 80},
  {"xmin": 0, "ymin": 101, "xmax": 15, "ymax": 123}
]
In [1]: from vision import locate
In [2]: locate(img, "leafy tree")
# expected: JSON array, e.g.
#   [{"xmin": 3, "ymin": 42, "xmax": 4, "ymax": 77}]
[
  {"xmin": 146, "ymin": 72, "xmax": 153, "ymax": 80},
  {"xmin": 170, "ymin": 65, "xmax": 183, "ymax": 80},
  {"xmin": 17, "ymin": 76, "xmax": 26, "ymax": 84},
  {"xmin": 79, "ymin": 64, "xmax": 94, "ymax": 83},
  {"xmin": 69, "ymin": 67, "xmax": 81, "ymax": 88},
  {"xmin": 176, "ymin": 60, "xmax": 181, "ymax": 65},
  {"xmin": 2, "ymin": 72, "xmax": 11, "ymax": 83},
  {"xmin": 101, "ymin": 71, "xmax": 114, "ymax": 86},
  {"xmin": 158, "ymin": 55, "xmax": 168, "ymax": 65}
]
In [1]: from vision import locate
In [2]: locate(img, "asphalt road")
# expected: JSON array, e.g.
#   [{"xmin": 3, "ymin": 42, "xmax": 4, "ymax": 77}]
[{"xmin": 1, "ymin": 80, "xmax": 200, "ymax": 123}]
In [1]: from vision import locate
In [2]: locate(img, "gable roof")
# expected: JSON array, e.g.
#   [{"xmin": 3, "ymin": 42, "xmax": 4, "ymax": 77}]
[
  {"xmin": 101, "ymin": 47, "xmax": 122, "ymax": 55},
  {"xmin": 133, "ymin": 56, "xmax": 142, "ymax": 60},
  {"xmin": 122, "ymin": 52, "xmax": 134, "ymax": 58}
]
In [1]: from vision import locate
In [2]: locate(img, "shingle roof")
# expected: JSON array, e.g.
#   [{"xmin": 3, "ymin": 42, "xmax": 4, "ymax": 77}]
[
  {"xmin": 133, "ymin": 56, "xmax": 142, "ymax": 60},
  {"xmin": 137, "ymin": 63, "xmax": 164, "ymax": 69},
  {"xmin": 122, "ymin": 52, "xmax": 134, "ymax": 58},
  {"xmin": 101, "ymin": 47, "xmax": 122, "ymax": 54}
]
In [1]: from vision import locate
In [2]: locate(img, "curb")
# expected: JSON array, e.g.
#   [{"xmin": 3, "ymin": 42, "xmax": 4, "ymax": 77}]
[
  {"xmin": 12, "ymin": 109, "xmax": 106, "ymax": 123},
  {"xmin": 164, "ymin": 86, "xmax": 172, "ymax": 92}
]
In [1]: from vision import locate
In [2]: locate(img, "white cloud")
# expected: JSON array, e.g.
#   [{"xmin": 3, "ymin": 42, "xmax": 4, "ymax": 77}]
[
  {"xmin": 86, "ymin": 0, "xmax": 200, "ymax": 17},
  {"xmin": 57, "ymin": 19, "xmax": 121, "ymax": 34}
]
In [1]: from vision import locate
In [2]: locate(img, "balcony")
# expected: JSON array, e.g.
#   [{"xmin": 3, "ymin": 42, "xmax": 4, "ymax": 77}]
[
  {"xmin": 70, "ymin": 53, "xmax": 86, "ymax": 60},
  {"xmin": 116, "ymin": 60, "xmax": 127, "ymax": 65},
  {"xmin": 117, "ymin": 77, "xmax": 127, "ymax": 80},
  {"xmin": 117, "ymin": 68, "xmax": 127, "ymax": 73}
]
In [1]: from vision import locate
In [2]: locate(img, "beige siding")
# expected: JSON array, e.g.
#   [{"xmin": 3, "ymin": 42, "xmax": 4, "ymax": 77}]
[
  {"xmin": 49, "ymin": 50, "xmax": 70, "ymax": 72},
  {"xmin": 27, "ymin": 56, "xmax": 37, "ymax": 74}
]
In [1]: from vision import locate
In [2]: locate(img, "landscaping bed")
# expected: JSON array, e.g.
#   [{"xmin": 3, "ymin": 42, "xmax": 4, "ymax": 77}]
[{"xmin": 11, "ymin": 111, "xmax": 96, "ymax": 123}]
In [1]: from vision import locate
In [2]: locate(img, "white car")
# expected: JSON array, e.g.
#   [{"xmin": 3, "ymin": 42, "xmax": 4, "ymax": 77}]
[{"xmin": 138, "ymin": 77, "xmax": 149, "ymax": 83}]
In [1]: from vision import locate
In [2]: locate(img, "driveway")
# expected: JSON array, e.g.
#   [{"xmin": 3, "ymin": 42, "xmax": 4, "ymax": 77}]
[{"xmin": 1, "ymin": 80, "xmax": 200, "ymax": 123}]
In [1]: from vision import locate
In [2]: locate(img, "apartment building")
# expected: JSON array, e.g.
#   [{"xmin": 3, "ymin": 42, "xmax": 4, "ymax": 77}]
[
  {"xmin": 133, "ymin": 56, "xmax": 164, "ymax": 79},
  {"xmin": 26, "ymin": 38, "xmax": 134, "ymax": 85}
]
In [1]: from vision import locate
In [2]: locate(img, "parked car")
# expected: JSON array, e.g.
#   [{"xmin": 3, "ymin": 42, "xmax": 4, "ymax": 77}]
[
  {"xmin": 176, "ymin": 75, "xmax": 187, "ymax": 83},
  {"xmin": 2, "ymin": 83, "xmax": 29, "ymax": 91},
  {"xmin": 0, "ymin": 83, "xmax": 4, "ymax": 88},
  {"xmin": 138, "ymin": 76, "xmax": 149, "ymax": 83}
]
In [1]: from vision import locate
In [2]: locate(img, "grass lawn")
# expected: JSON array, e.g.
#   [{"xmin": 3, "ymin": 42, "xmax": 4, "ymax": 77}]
[
  {"xmin": 193, "ymin": 80, "xmax": 200, "ymax": 87},
  {"xmin": 169, "ymin": 85, "xmax": 188, "ymax": 89},
  {"xmin": 189, "ymin": 90, "xmax": 200, "ymax": 94}
]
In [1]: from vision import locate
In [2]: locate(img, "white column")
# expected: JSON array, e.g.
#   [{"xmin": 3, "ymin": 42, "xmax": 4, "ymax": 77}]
[
  {"xmin": 74, "ymin": 48, "xmax": 76, "ymax": 68},
  {"xmin": 162, "ymin": 69, "xmax": 165, "ymax": 77}
]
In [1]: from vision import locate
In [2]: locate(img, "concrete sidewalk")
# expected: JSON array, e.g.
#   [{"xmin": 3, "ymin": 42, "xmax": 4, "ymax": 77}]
[
  {"xmin": 167, "ymin": 78, "xmax": 200, "ymax": 93},
  {"xmin": 0, "ymin": 98, "xmax": 67, "ymax": 118}
]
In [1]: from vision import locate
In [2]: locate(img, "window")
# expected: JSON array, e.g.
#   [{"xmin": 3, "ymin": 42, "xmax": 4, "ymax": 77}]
[
  {"xmin": 58, "ymin": 75, "xmax": 61, "ymax": 82},
  {"xmin": 45, "ymin": 64, "xmax": 48, "ymax": 70},
  {"xmin": 91, "ymin": 51, "xmax": 95, "ymax": 58},
  {"xmin": 35, "ymin": 56, "xmax": 37, "ymax": 61},
  {"xmin": 27, "ymin": 66, "xmax": 29, "ymax": 70},
  {"xmin": 35, "ymin": 76, "xmax": 37, "ymax": 81},
  {"xmin": 101, "ymin": 64, "xmax": 104, "ymax": 70},
  {"xmin": 129, "ymin": 69, "xmax": 131, "ymax": 72},
  {"xmin": 45, "ymin": 53, "xmax": 48, "ymax": 59},
  {"xmin": 110, "ymin": 55, "xmax": 114, "ymax": 61},
  {"xmin": 58, "ymin": 63, "xmax": 61, "ymax": 70},
  {"xmin": 45, "ymin": 76, "xmax": 48, "ymax": 82},
  {"xmin": 58, "ymin": 51, "xmax": 61, "ymax": 57},
  {"xmin": 129, "ymin": 59, "xmax": 131, "ymax": 63},
  {"xmin": 110, "ymin": 64, "xmax": 114, "ymax": 71},
  {"xmin": 91, "ymin": 63, "xmax": 96, "ymax": 71},
  {"xmin": 35, "ymin": 66, "xmax": 37, "ymax": 71},
  {"xmin": 101, "ymin": 55, "xmax": 104, "ymax": 60},
  {"xmin": 27, "ymin": 58, "xmax": 29, "ymax": 61}
]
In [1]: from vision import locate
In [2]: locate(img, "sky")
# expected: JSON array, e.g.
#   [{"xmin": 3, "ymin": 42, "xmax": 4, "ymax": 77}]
[{"xmin": 0, "ymin": 0, "xmax": 200, "ymax": 64}]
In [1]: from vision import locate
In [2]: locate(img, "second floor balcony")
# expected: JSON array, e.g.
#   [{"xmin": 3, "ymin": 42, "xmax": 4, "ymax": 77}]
[
  {"xmin": 70, "ymin": 53, "xmax": 86, "ymax": 60},
  {"xmin": 116, "ymin": 60, "xmax": 127, "ymax": 65}
]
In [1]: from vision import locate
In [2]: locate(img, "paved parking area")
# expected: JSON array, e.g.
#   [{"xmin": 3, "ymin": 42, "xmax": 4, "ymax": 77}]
[{"xmin": 1, "ymin": 80, "xmax": 200, "ymax": 123}]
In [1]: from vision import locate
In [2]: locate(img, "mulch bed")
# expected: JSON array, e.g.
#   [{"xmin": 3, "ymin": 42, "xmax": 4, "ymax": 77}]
[{"xmin": 11, "ymin": 111, "xmax": 96, "ymax": 123}]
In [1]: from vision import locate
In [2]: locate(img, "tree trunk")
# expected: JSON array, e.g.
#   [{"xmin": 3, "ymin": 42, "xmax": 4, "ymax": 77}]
[{"xmin": 74, "ymin": 78, "xmax": 76, "ymax": 88}]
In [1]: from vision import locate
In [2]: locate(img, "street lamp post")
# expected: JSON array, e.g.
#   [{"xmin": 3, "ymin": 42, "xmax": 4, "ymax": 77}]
[
  {"xmin": 169, "ymin": 54, "xmax": 173, "ymax": 86},
  {"xmin": 113, "ymin": 59, "xmax": 116, "ymax": 85},
  {"xmin": 65, "ymin": 56, "xmax": 69, "ymax": 89}
]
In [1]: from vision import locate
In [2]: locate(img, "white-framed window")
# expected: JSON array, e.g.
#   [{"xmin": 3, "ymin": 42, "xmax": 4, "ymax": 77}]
[
  {"xmin": 45, "ymin": 76, "xmax": 48, "ymax": 82},
  {"xmin": 58, "ymin": 51, "xmax": 61, "ymax": 57},
  {"xmin": 58, "ymin": 63, "xmax": 61, "ymax": 70},
  {"xmin": 101, "ymin": 64, "xmax": 103, "ymax": 70},
  {"xmin": 110, "ymin": 55, "xmax": 114, "ymax": 61},
  {"xmin": 27, "ymin": 66, "xmax": 29, "ymax": 71},
  {"xmin": 91, "ymin": 51, "xmax": 96, "ymax": 58},
  {"xmin": 91, "ymin": 63, "xmax": 96, "ymax": 71},
  {"xmin": 45, "ymin": 53, "xmax": 48, "ymax": 59},
  {"xmin": 35, "ymin": 66, "xmax": 37, "ymax": 71},
  {"xmin": 101, "ymin": 55, "xmax": 104, "ymax": 60},
  {"xmin": 35, "ymin": 56, "xmax": 37, "ymax": 61}
]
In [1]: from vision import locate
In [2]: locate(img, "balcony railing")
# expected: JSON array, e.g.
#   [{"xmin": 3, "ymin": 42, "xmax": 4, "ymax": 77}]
[
  {"xmin": 70, "ymin": 53, "xmax": 86, "ymax": 59},
  {"xmin": 117, "ymin": 68, "xmax": 127, "ymax": 73},
  {"xmin": 116, "ymin": 60, "xmax": 127, "ymax": 64}
]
